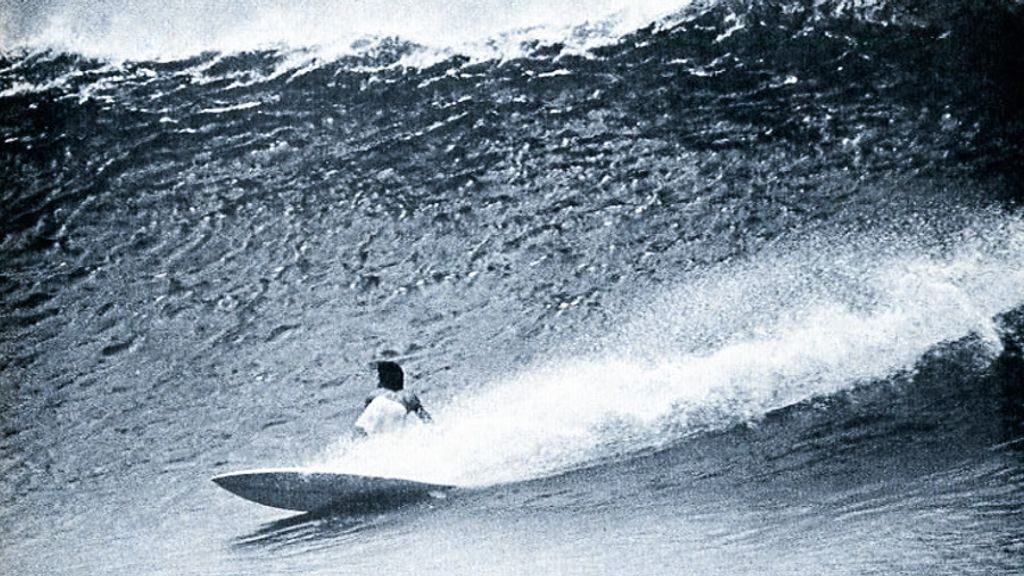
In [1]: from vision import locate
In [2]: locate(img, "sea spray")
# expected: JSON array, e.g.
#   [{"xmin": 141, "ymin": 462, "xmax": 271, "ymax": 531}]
[{"xmin": 314, "ymin": 212, "xmax": 1024, "ymax": 486}]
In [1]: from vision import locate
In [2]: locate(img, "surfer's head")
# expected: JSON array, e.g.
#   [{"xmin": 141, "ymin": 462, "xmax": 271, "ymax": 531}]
[{"xmin": 376, "ymin": 361, "xmax": 404, "ymax": 391}]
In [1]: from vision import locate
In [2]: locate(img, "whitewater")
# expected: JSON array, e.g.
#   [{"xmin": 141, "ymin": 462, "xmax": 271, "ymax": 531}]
[{"xmin": 323, "ymin": 215, "xmax": 1024, "ymax": 487}]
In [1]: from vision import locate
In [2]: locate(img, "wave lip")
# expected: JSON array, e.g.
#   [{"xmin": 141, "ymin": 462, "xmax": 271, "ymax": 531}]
[{"xmin": 0, "ymin": 0, "xmax": 689, "ymax": 64}]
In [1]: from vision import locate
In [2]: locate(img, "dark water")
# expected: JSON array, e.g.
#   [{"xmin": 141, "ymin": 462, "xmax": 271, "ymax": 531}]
[{"xmin": 2, "ymin": 0, "xmax": 1023, "ymax": 574}]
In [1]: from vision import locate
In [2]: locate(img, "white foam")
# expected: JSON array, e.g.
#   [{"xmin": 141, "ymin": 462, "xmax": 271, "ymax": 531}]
[
  {"xmin": 2, "ymin": 0, "xmax": 690, "ymax": 63},
  {"xmin": 313, "ymin": 212, "xmax": 1024, "ymax": 487}
]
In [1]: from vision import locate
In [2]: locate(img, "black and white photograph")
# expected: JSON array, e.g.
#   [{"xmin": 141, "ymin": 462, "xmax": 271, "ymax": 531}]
[{"xmin": 2, "ymin": 1, "xmax": 1022, "ymax": 574}]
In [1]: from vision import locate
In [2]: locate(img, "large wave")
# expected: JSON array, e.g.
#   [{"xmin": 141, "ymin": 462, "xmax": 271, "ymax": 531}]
[{"xmin": 313, "ymin": 212, "xmax": 1024, "ymax": 487}]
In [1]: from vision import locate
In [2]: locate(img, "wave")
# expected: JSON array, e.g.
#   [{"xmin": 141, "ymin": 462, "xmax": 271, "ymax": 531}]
[
  {"xmin": 2, "ymin": 0, "xmax": 1021, "ymax": 500},
  {"xmin": 312, "ymin": 212, "xmax": 1024, "ymax": 487}
]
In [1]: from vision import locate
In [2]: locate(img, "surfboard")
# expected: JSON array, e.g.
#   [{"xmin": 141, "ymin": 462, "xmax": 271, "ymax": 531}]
[{"xmin": 211, "ymin": 468, "xmax": 452, "ymax": 512}]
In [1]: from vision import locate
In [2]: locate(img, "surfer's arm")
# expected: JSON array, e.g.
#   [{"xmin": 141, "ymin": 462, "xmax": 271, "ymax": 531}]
[
  {"xmin": 401, "ymin": 391, "xmax": 432, "ymax": 423},
  {"xmin": 414, "ymin": 406, "xmax": 432, "ymax": 423}
]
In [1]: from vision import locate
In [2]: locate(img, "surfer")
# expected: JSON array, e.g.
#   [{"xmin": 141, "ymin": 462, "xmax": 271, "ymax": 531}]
[{"xmin": 354, "ymin": 361, "xmax": 432, "ymax": 436}]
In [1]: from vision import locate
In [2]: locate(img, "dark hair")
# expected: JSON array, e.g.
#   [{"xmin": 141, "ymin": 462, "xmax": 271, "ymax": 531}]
[{"xmin": 377, "ymin": 361, "xmax": 404, "ymax": 391}]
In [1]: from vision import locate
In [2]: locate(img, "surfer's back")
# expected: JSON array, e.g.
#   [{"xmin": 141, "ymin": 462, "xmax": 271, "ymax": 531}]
[{"xmin": 365, "ymin": 388, "xmax": 423, "ymax": 413}]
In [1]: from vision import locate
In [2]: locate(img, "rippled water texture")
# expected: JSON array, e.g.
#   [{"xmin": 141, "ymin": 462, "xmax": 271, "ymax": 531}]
[{"xmin": 2, "ymin": 0, "xmax": 1023, "ymax": 574}]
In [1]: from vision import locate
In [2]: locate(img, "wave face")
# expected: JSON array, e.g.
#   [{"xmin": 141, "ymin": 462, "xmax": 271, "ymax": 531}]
[{"xmin": 2, "ymin": 0, "xmax": 1023, "ymax": 575}]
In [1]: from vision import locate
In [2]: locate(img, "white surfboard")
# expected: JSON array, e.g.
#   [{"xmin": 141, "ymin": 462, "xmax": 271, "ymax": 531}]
[{"xmin": 211, "ymin": 468, "xmax": 451, "ymax": 512}]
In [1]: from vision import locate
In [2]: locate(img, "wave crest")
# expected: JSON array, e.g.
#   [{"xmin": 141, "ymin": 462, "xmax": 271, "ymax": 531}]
[{"xmin": 1, "ymin": 0, "xmax": 689, "ymax": 63}]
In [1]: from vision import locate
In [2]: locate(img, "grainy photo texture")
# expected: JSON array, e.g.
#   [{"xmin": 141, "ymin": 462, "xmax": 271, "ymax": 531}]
[{"xmin": 2, "ymin": 1, "xmax": 1022, "ymax": 574}]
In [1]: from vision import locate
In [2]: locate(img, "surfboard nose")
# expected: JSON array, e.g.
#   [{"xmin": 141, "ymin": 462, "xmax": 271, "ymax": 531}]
[
  {"xmin": 211, "ymin": 470, "xmax": 306, "ymax": 511},
  {"xmin": 211, "ymin": 471, "xmax": 249, "ymax": 496},
  {"xmin": 212, "ymin": 470, "xmax": 277, "ymax": 495}
]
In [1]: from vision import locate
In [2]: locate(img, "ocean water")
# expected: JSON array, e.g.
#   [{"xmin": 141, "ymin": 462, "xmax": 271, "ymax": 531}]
[{"xmin": 2, "ymin": 0, "xmax": 1023, "ymax": 574}]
